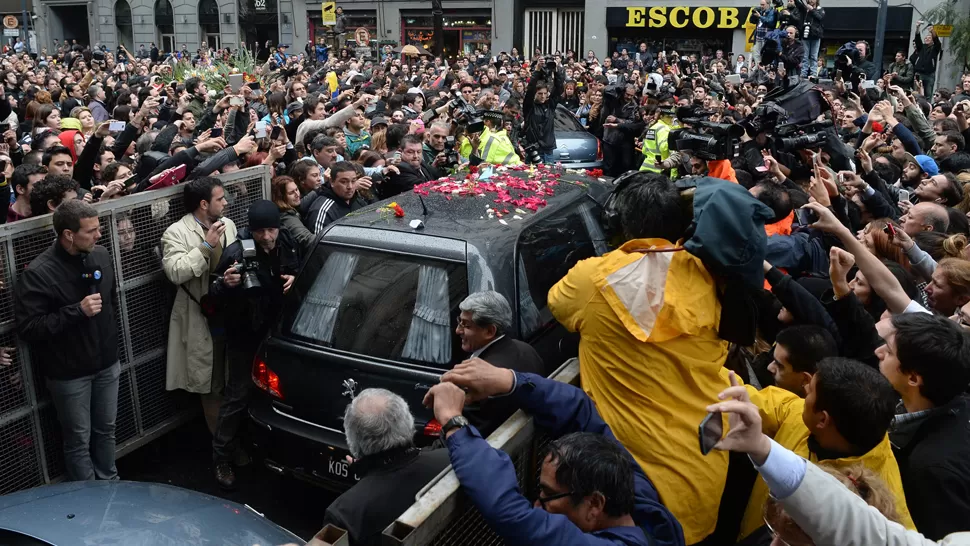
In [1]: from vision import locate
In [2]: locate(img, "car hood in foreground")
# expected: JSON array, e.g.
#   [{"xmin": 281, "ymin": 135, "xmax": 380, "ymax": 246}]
[{"xmin": 0, "ymin": 480, "xmax": 301, "ymax": 546}]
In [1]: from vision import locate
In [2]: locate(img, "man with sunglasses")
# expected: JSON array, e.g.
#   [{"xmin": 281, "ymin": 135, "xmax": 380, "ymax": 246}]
[{"xmin": 423, "ymin": 358, "xmax": 684, "ymax": 546}]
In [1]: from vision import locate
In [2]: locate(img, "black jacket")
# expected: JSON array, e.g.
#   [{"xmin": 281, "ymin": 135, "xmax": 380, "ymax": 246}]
[
  {"xmin": 324, "ymin": 447, "xmax": 450, "ymax": 546},
  {"xmin": 209, "ymin": 228, "xmax": 302, "ymax": 349},
  {"xmin": 523, "ymin": 68, "xmax": 564, "ymax": 154},
  {"xmin": 780, "ymin": 39, "xmax": 806, "ymax": 75},
  {"xmin": 892, "ymin": 395, "xmax": 970, "ymax": 540},
  {"xmin": 15, "ymin": 242, "xmax": 118, "ymax": 380},
  {"xmin": 790, "ymin": 0, "xmax": 825, "ymax": 39},
  {"xmin": 466, "ymin": 336, "xmax": 545, "ymax": 436},
  {"xmin": 301, "ymin": 184, "xmax": 369, "ymax": 233},
  {"xmin": 380, "ymin": 161, "xmax": 432, "ymax": 199},
  {"xmin": 910, "ymin": 34, "xmax": 943, "ymax": 76}
]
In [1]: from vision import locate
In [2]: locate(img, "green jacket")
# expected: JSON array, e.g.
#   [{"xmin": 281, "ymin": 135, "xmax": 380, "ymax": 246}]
[{"xmin": 888, "ymin": 60, "xmax": 915, "ymax": 89}]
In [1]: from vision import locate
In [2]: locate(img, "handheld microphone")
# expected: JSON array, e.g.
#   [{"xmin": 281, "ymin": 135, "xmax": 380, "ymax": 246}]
[{"xmin": 81, "ymin": 268, "xmax": 103, "ymax": 295}]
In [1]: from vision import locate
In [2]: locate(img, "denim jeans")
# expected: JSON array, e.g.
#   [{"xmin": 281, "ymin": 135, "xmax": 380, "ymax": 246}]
[
  {"xmin": 212, "ymin": 346, "xmax": 254, "ymax": 462},
  {"xmin": 919, "ymin": 72, "xmax": 936, "ymax": 99},
  {"xmin": 541, "ymin": 152, "xmax": 557, "ymax": 164},
  {"xmin": 802, "ymin": 38, "xmax": 821, "ymax": 78},
  {"xmin": 46, "ymin": 362, "xmax": 121, "ymax": 481}
]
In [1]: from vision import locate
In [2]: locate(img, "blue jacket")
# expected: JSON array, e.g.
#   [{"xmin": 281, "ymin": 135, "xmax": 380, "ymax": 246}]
[
  {"xmin": 315, "ymin": 44, "xmax": 329, "ymax": 64},
  {"xmin": 446, "ymin": 372, "xmax": 685, "ymax": 546}
]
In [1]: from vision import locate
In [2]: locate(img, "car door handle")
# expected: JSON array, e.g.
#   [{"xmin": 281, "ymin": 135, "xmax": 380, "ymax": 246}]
[{"xmin": 414, "ymin": 383, "xmax": 434, "ymax": 392}]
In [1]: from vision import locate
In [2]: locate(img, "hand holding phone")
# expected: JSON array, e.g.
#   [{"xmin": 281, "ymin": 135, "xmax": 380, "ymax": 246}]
[
  {"xmin": 109, "ymin": 121, "xmax": 126, "ymax": 132},
  {"xmin": 699, "ymin": 411, "xmax": 723, "ymax": 455}
]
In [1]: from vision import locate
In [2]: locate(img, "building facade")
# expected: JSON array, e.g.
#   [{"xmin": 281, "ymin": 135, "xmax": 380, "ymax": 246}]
[
  {"xmin": 575, "ymin": 0, "xmax": 968, "ymax": 88},
  {"xmin": 29, "ymin": 0, "xmax": 515, "ymax": 59},
  {"xmin": 23, "ymin": 0, "xmax": 970, "ymax": 88}
]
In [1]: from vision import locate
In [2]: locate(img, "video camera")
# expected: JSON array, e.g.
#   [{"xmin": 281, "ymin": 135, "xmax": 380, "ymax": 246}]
[
  {"xmin": 443, "ymin": 135, "xmax": 460, "ymax": 167},
  {"xmin": 669, "ymin": 106, "xmax": 743, "ymax": 161},
  {"xmin": 232, "ymin": 239, "xmax": 262, "ymax": 291},
  {"xmin": 739, "ymin": 102, "xmax": 788, "ymax": 137},
  {"xmin": 451, "ymin": 89, "xmax": 484, "ymax": 133},
  {"xmin": 773, "ymin": 120, "xmax": 833, "ymax": 152}
]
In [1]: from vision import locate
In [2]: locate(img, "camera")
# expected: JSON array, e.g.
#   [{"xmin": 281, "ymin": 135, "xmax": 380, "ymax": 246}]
[
  {"xmin": 669, "ymin": 106, "xmax": 744, "ymax": 161},
  {"xmin": 521, "ymin": 142, "xmax": 543, "ymax": 164},
  {"xmin": 773, "ymin": 120, "xmax": 833, "ymax": 152},
  {"xmin": 232, "ymin": 239, "xmax": 262, "ymax": 291},
  {"xmin": 443, "ymin": 136, "xmax": 460, "ymax": 166},
  {"xmin": 739, "ymin": 102, "xmax": 788, "ymax": 137},
  {"xmin": 544, "ymin": 56, "xmax": 557, "ymax": 73},
  {"xmin": 451, "ymin": 89, "xmax": 484, "ymax": 133}
]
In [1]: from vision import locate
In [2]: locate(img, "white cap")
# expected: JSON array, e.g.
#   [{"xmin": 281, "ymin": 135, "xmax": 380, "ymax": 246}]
[{"xmin": 407, "ymin": 86, "xmax": 424, "ymax": 96}]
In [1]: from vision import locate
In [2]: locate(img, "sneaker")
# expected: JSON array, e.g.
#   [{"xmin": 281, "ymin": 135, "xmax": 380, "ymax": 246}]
[{"xmin": 215, "ymin": 462, "xmax": 236, "ymax": 490}]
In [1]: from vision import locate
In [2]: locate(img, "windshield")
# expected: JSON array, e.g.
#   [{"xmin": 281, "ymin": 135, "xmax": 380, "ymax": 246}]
[
  {"xmin": 554, "ymin": 106, "xmax": 585, "ymax": 132},
  {"xmin": 282, "ymin": 245, "xmax": 468, "ymax": 367}
]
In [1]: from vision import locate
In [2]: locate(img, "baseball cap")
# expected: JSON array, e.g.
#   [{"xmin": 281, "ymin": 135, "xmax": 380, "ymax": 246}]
[
  {"xmin": 370, "ymin": 116, "xmax": 388, "ymax": 128},
  {"xmin": 904, "ymin": 153, "xmax": 940, "ymax": 176}
]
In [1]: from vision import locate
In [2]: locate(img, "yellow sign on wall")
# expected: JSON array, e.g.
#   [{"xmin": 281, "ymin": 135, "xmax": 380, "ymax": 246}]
[
  {"xmin": 934, "ymin": 25, "xmax": 953, "ymax": 38},
  {"xmin": 322, "ymin": 2, "xmax": 336, "ymax": 26}
]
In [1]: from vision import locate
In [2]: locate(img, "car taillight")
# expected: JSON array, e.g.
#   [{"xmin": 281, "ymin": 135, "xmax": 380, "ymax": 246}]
[
  {"xmin": 423, "ymin": 418, "xmax": 442, "ymax": 437},
  {"xmin": 596, "ymin": 139, "xmax": 603, "ymax": 161},
  {"xmin": 252, "ymin": 356, "xmax": 283, "ymax": 399}
]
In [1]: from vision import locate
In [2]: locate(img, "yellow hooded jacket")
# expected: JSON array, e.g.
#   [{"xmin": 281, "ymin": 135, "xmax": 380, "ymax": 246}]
[
  {"xmin": 740, "ymin": 386, "xmax": 916, "ymax": 539},
  {"xmin": 548, "ymin": 239, "xmax": 731, "ymax": 544}
]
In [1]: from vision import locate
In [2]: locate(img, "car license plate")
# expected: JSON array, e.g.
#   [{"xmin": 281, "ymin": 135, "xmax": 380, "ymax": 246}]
[{"xmin": 327, "ymin": 455, "xmax": 360, "ymax": 482}]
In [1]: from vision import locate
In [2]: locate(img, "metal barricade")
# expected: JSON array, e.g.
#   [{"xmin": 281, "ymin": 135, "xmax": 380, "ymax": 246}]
[
  {"xmin": 0, "ymin": 165, "xmax": 272, "ymax": 494},
  {"xmin": 381, "ymin": 358, "xmax": 578, "ymax": 546}
]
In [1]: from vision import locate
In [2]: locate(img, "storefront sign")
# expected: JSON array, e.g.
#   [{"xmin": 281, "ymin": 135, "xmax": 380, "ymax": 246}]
[
  {"xmin": 322, "ymin": 1, "xmax": 336, "ymax": 25},
  {"xmin": 608, "ymin": 7, "xmax": 748, "ymax": 30},
  {"xmin": 934, "ymin": 24, "xmax": 953, "ymax": 37},
  {"xmin": 254, "ymin": 0, "xmax": 267, "ymax": 10}
]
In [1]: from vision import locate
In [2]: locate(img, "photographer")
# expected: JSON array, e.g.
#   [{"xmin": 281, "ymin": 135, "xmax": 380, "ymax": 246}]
[
  {"xmin": 522, "ymin": 58, "xmax": 563, "ymax": 163},
  {"xmin": 601, "ymin": 84, "xmax": 642, "ymax": 177},
  {"xmin": 423, "ymin": 122, "xmax": 454, "ymax": 178},
  {"xmin": 209, "ymin": 200, "xmax": 301, "ymax": 489},
  {"xmin": 787, "ymin": 0, "xmax": 824, "ymax": 79},
  {"xmin": 750, "ymin": 0, "xmax": 779, "ymax": 66},
  {"xmin": 475, "ymin": 110, "xmax": 522, "ymax": 165}
]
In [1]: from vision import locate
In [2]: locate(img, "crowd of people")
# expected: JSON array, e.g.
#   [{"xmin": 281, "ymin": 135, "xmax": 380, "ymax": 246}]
[{"xmin": 2, "ymin": 1, "xmax": 969, "ymax": 544}]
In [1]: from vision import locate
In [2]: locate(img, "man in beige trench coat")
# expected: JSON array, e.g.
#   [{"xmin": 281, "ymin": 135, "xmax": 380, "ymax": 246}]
[{"xmin": 161, "ymin": 177, "xmax": 238, "ymax": 433}]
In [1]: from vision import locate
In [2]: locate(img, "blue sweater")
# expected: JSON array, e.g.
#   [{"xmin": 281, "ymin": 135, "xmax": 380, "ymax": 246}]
[{"xmin": 446, "ymin": 372, "xmax": 685, "ymax": 546}]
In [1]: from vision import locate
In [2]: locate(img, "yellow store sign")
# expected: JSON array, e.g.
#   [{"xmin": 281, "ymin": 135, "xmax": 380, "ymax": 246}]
[{"xmin": 612, "ymin": 7, "xmax": 749, "ymax": 29}]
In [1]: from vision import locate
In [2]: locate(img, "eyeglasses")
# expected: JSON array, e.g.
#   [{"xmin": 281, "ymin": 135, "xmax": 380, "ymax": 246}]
[{"xmin": 537, "ymin": 490, "xmax": 575, "ymax": 509}]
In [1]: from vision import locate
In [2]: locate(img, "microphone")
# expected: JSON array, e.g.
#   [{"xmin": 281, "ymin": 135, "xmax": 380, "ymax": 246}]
[{"xmin": 81, "ymin": 267, "xmax": 103, "ymax": 295}]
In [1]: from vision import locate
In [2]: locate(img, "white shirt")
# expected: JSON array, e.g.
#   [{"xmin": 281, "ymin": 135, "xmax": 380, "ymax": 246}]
[{"xmin": 471, "ymin": 335, "xmax": 505, "ymax": 359}]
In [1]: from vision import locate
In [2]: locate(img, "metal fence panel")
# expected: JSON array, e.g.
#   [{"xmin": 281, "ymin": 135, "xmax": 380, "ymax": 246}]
[
  {"xmin": 0, "ymin": 166, "xmax": 272, "ymax": 493},
  {"xmin": 382, "ymin": 359, "xmax": 578, "ymax": 546}
]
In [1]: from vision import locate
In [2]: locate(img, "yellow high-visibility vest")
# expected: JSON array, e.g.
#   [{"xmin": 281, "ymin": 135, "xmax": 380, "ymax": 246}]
[
  {"xmin": 640, "ymin": 120, "xmax": 675, "ymax": 176},
  {"xmin": 478, "ymin": 127, "xmax": 522, "ymax": 165}
]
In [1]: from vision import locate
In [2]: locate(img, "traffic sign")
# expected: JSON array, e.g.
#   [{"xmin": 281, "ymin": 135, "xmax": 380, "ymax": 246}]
[
  {"xmin": 934, "ymin": 25, "xmax": 953, "ymax": 38},
  {"xmin": 3, "ymin": 29, "xmax": 18, "ymax": 37},
  {"xmin": 2, "ymin": 16, "xmax": 18, "ymax": 29},
  {"xmin": 355, "ymin": 27, "xmax": 370, "ymax": 44},
  {"xmin": 322, "ymin": 2, "xmax": 336, "ymax": 26}
]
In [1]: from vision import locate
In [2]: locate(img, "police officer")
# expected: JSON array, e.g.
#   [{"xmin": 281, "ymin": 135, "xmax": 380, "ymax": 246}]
[
  {"xmin": 208, "ymin": 200, "xmax": 302, "ymax": 489},
  {"xmin": 477, "ymin": 111, "xmax": 522, "ymax": 165},
  {"xmin": 638, "ymin": 105, "xmax": 677, "ymax": 177}
]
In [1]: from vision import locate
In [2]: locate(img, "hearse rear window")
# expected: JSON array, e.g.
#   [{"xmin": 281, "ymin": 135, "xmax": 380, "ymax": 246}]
[{"xmin": 282, "ymin": 245, "xmax": 468, "ymax": 366}]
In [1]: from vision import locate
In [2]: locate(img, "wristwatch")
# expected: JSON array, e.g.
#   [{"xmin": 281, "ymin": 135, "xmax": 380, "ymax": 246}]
[{"xmin": 440, "ymin": 415, "xmax": 470, "ymax": 441}]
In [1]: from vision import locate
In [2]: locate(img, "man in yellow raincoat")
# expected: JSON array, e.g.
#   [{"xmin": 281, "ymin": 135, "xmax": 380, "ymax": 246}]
[
  {"xmin": 739, "ymin": 358, "xmax": 915, "ymax": 541},
  {"xmin": 548, "ymin": 171, "xmax": 732, "ymax": 544}
]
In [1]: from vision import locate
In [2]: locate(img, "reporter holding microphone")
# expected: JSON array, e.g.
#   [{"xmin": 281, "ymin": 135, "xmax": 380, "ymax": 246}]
[{"xmin": 15, "ymin": 199, "xmax": 119, "ymax": 481}]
